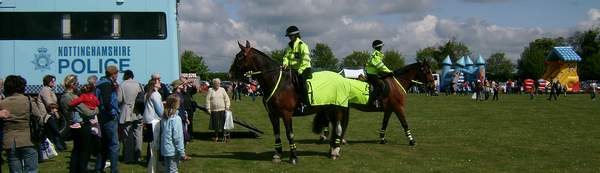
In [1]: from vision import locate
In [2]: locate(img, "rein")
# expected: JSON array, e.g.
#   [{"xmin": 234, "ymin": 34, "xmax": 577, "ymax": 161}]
[
  {"xmin": 392, "ymin": 76, "xmax": 407, "ymax": 95},
  {"xmin": 243, "ymin": 66, "xmax": 283, "ymax": 103}
]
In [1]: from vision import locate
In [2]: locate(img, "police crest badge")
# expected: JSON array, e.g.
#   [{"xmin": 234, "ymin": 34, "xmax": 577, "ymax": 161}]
[{"xmin": 32, "ymin": 47, "xmax": 54, "ymax": 72}]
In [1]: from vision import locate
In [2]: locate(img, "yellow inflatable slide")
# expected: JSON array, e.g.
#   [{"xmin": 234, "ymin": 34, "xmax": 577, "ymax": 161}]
[{"xmin": 541, "ymin": 47, "xmax": 581, "ymax": 93}]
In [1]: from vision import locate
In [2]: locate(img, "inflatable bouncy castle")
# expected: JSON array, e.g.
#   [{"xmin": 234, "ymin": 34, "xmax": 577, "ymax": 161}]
[
  {"xmin": 541, "ymin": 47, "xmax": 581, "ymax": 93},
  {"xmin": 439, "ymin": 55, "xmax": 486, "ymax": 91}
]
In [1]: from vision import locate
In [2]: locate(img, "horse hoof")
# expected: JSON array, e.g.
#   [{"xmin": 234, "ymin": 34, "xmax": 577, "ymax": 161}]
[
  {"xmin": 272, "ymin": 158, "xmax": 281, "ymax": 164},
  {"xmin": 272, "ymin": 155, "xmax": 282, "ymax": 164},
  {"xmin": 409, "ymin": 140, "xmax": 416, "ymax": 146},
  {"xmin": 290, "ymin": 158, "xmax": 298, "ymax": 165},
  {"xmin": 330, "ymin": 147, "xmax": 341, "ymax": 160},
  {"xmin": 379, "ymin": 139, "xmax": 387, "ymax": 144},
  {"xmin": 319, "ymin": 135, "xmax": 328, "ymax": 144}
]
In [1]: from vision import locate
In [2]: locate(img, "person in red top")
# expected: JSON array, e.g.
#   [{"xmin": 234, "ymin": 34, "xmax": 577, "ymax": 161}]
[
  {"xmin": 68, "ymin": 83, "xmax": 100, "ymax": 128},
  {"xmin": 69, "ymin": 85, "xmax": 100, "ymax": 109}
]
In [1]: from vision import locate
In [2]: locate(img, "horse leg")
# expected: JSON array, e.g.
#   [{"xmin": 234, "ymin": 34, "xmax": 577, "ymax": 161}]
[
  {"xmin": 316, "ymin": 111, "xmax": 329, "ymax": 144},
  {"xmin": 379, "ymin": 111, "xmax": 392, "ymax": 144},
  {"xmin": 269, "ymin": 114, "xmax": 283, "ymax": 163},
  {"xmin": 340, "ymin": 108, "xmax": 349, "ymax": 145},
  {"xmin": 282, "ymin": 113, "xmax": 298, "ymax": 165},
  {"xmin": 330, "ymin": 110, "xmax": 343, "ymax": 160},
  {"xmin": 394, "ymin": 107, "xmax": 416, "ymax": 146}
]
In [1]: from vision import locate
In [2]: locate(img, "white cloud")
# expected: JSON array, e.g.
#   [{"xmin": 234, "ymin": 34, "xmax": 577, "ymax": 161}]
[
  {"xmin": 588, "ymin": 8, "xmax": 600, "ymax": 20},
  {"xmin": 341, "ymin": 16, "xmax": 353, "ymax": 25},
  {"xmin": 576, "ymin": 8, "xmax": 600, "ymax": 30}
]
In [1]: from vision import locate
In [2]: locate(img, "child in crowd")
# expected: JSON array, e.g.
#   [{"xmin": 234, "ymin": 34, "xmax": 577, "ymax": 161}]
[
  {"xmin": 44, "ymin": 103, "xmax": 66, "ymax": 151},
  {"xmin": 68, "ymin": 84, "xmax": 100, "ymax": 132},
  {"xmin": 161, "ymin": 95, "xmax": 191, "ymax": 173}
]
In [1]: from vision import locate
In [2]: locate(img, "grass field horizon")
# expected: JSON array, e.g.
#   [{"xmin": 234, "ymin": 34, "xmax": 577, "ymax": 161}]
[{"xmin": 18, "ymin": 93, "xmax": 600, "ymax": 172}]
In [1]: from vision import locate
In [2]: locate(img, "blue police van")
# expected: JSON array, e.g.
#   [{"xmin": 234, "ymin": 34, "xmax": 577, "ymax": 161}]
[{"xmin": 0, "ymin": 0, "xmax": 181, "ymax": 93}]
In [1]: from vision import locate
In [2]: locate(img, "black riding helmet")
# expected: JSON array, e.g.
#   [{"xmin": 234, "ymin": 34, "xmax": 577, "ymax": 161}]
[
  {"xmin": 285, "ymin": 25, "xmax": 300, "ymax": 36},
  {"xmin": 372, "ymin": 40, "xmax": 384, "ymax": 49}
]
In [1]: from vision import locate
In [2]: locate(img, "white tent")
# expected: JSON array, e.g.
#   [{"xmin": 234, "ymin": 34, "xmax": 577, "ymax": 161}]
[{"xmin": 339, "ymin": 69, "xmax": 365, "ymax": 79}]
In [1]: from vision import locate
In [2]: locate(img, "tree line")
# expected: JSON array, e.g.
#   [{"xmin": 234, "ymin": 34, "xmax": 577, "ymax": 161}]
[{"xmin": 181, "ymin": 27, "xmax": 600, "ymax": 81}]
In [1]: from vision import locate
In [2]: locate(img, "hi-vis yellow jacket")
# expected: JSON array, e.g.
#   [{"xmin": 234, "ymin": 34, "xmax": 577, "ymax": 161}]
[
  {"xmin": 283, "ymin": 38, "xmax": 311, "ymax": 74},
  {"xmin": 366, "ymin": 50, "xmax": 391, "ymax": 75}
]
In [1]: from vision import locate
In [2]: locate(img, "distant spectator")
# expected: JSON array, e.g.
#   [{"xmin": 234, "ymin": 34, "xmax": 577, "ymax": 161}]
[
  {"xmin": 118, "ymin": 70, "xmax": 144, "ymax": 164},
  {"xmin": 39, "ymin": 74, "xmax": 58, "ymax": 107},
  {"xmin": 171, "ymin": 80, "xmax": 190, "ymax": 143},
  {"xmin": 44, "ymin": 103, "xmax": 66, "ymax": 151},
  {"xmin": 95, "ymin": 65, "xmax": 121, "ymax": 173},
  {"xmin": 248, "ymin": 80, "xmax": 257, "ymax": 102},
  {"xmin": 61, "ymin": 74, "xmax": 98, "ymax": 173},
  {"xmin": 161, "ymin": 95, "xmax": 191, "ymax": 173},
  {"xmin": 88, "ymin": 75, "xmax": 98, "ymax": 86},
  {"xmin": 206, "ymin": 78, "xmax": 230, "ymax": 142},
  {"xmin": 233, "ymin": 82, "xmax": 244, "ymax": 101},
  {"xmin": 151, "ymin": 73, "xmax": 171, "ymax": 102},
  {"xmin": 68, "ymin": 83, "xmax": 100, "ymax": 129},
  {"xmin": 179, "ymin": 75, "xmax": 198, "ymax": 141},
  {"xmin": 492, "ymin": 82, "xmax": 499, "ymax": 101},
  {"xmin": 0, "ymin": 79, "xmax": 4, "ymax": 100},
  {"xmin": 144, "ymin": 78, "xmax": 164, "ymax": 173},
  {"xmin": 547, "ymin": 80, "xmax": 558, "ymax": 101},
  {"xmin": 591, "ymin": 82, "xmax": 597, "ymax": 101},
  {"xmin": 0, "ymin": 75, "xmax": 45, "ymax": 173}
]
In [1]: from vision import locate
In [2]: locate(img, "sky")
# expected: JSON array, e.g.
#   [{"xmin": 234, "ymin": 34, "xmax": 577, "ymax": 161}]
[{"xmin": 177, "ymin": 0, "xmax": 600, "ymax": 72}]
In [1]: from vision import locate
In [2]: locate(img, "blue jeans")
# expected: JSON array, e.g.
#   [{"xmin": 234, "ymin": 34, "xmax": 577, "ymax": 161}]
[
  {"xmin": 163, "ymin": 156, "xmax": 179, "ymax": 173},
  {"xmin": 95, "ymin": 118, "xmax": 120, "ymax": 173},
  {"xmin": 6, "ymin": 146, "xmax": 38, "ymax": 173}
]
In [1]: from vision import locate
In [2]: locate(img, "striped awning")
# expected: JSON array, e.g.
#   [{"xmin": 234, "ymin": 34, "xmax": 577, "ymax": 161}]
[{"xmin": 546, "ymin": 47, "xmax": 582, "ymax": 62}]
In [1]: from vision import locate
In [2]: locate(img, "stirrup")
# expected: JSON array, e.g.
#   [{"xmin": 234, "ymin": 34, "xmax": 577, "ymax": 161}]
[{"xmin": 298, "ymin": 103, "xmax": 310, "ymax": 113}]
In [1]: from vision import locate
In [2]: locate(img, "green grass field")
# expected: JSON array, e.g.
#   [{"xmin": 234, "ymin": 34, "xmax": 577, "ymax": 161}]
[{"xmin": 16, "ymin": 93, "xmax": 600, "ymax": 172}]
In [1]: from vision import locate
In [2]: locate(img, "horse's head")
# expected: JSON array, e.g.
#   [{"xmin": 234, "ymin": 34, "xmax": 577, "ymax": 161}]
[
  {"xmin": 416, "ymin": 60, "xmax": 436, "ymax": 92},
  {"xmin": 229, "ymin": 40, "xmax": 262, "ymax": 80}
]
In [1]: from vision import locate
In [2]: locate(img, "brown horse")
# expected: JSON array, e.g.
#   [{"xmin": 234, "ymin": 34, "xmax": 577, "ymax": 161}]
[
  {"xmin": 229, "ymin": 41, "xmax": 349, "ymax": 164},
  {"xmin": 314, "ymin": 62, "xmax": 435, "ymax": 145}
]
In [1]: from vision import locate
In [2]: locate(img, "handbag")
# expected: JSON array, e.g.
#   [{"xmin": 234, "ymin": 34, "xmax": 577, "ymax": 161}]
[
  {"xmin": 224, "ymin": 110, "xmax": 234, "ymax": 130},
  {"xmin": 40, "ymin": 138, "xmax": 58, "ymax": 160},
  {"xmin": 143, "ymin": 123, "xmax": 153, "ymax": 142},
  {"xmin": 134, "ymin": 84, "xmax": 146, "ymax": 114}
]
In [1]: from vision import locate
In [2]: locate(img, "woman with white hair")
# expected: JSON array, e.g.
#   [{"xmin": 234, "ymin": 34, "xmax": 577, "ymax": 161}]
[{"xmin": 206, "ymin": 78, "xmax": 230, "ymax": 142}]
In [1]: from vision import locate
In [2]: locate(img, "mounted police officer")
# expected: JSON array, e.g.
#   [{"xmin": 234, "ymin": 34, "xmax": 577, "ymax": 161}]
[
  {"xmin": 366, "ymin": 40, "xmax": 392, "ymax": 108},
  {"xmin": 282, "ymin": 25, "xmax": 312, "ymax": 111}
]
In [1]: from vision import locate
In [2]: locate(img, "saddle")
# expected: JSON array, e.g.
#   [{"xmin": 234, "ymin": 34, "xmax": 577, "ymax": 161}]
[{"xmin": 357, "ymin": 74, "xmax": 390, "ymax": 97}]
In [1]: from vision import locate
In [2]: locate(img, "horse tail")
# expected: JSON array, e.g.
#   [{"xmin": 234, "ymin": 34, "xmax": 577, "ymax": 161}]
[{"xmin": 312, "ymin": 111, "xmax": 329, "ymax": 134}]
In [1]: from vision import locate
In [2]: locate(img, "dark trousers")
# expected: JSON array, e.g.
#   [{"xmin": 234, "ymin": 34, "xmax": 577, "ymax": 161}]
[
  {"xmin": 46, "ymin": 116, "xmax": 66, "ymax": 151},
  {"xmin": 95, "ymin": 118, "xmax": 120, "ymax": 173},
  {"xmin": 295, "ymin": 68, "xmax": 312, "ymax": 105},
  {"xmin": 367, "ymin": 74, "xmax": 383, "ymax": 99},
  {"xmin": 492, "ymin": 91, "xmax": 499, "ymax": 101},
  {"xmin": 70, "ymin": 124, "xmax": 92, "ymax": 173},
  {"xmin": 186, "ymin": 110, "xmax": 195, "ymax": 140},
  {"xmin": 121, "ymin": 120, "xmax": 142, "ymax": 163},
  {"xmin": 548, "ymin": 91, "xmax": 557, "ymax": 100}
]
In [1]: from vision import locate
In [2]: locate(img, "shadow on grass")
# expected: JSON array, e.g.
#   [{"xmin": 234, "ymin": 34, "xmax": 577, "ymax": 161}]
[{"xmin": 190, "ymin": 150, "xmax": 328, "ymax": 161}]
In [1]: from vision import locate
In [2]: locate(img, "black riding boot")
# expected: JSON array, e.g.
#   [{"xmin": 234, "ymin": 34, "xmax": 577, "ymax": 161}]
[
  {"xmin": 367, "ymin": 74, "xmax": 383, "ymax": 108},
  {"xmin": 297, "ymin": 69, "xmax": 312, "ymax": 113}
]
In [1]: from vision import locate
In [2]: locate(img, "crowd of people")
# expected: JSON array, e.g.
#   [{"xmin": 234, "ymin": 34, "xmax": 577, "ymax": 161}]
[
  {"xmin": 0, "ymin": 65, "xmax": 207, "ymax": 173},
  {"xmin": 439, "ymin": 79, "xmax": 599, "ymax": 101}
]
